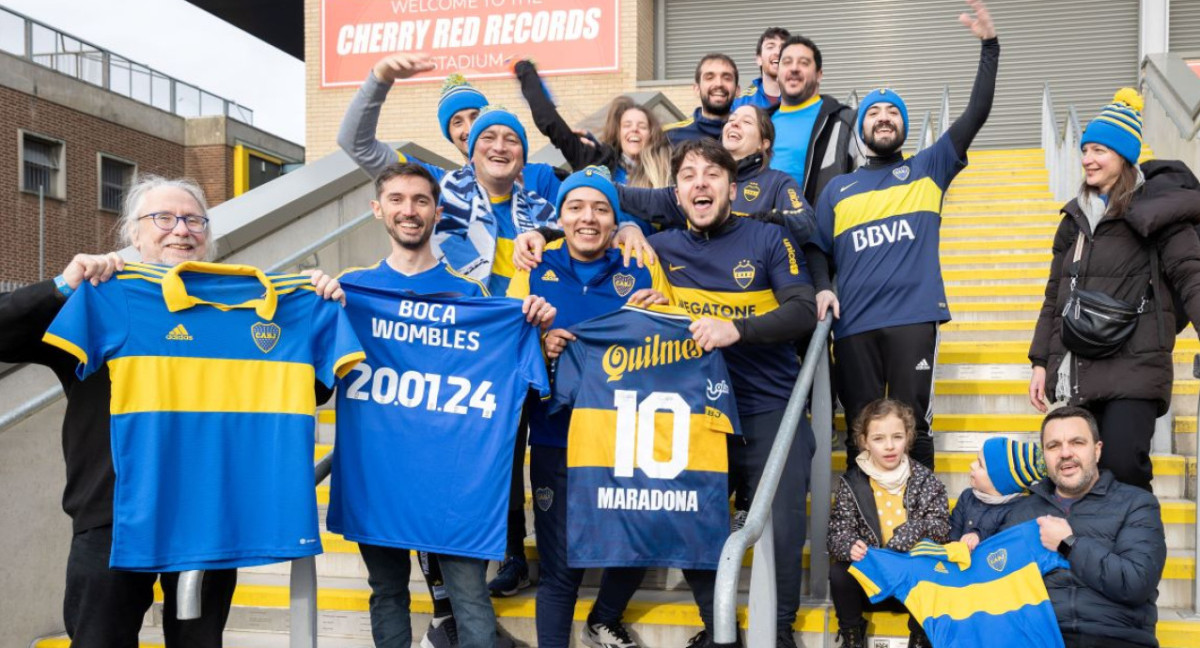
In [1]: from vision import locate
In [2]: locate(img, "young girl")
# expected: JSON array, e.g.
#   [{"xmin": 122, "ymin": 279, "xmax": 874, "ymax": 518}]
[
  {"xmin": 951, "ymin": 437, "xmax": 1046, "ymax": 549},
  {"xmin": 827, "ymin": 399, "xmax": 949, "ymax": 648}
]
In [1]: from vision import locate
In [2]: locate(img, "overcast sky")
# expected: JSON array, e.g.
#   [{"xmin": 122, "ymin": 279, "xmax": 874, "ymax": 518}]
[{"xmin": 5, "ymin": 0, "xmax": 306, "ymax": 144}]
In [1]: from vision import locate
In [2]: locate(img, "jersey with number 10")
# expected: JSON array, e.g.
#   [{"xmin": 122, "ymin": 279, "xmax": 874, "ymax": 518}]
[
  {"xmin": 551, "ymin": 305, "xmax": 740, "ymax": 569},
  {"xmin": 329, "ymin": 285, "xmax": 549, "ymax": 559}
]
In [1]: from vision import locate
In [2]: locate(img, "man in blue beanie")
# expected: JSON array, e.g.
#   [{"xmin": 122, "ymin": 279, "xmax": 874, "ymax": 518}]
[
  {"xmin": 810, "ymin": 0, "xmax": 998, "ymax": 498},
  {"xmin": 508, "ymin": 166, "xmax": 671, "ymax": 648}
]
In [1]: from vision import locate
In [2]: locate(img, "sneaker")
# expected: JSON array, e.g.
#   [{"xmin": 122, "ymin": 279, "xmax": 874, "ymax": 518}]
[
  {"xmin": 731, "ymin": 509, "xmax": 748, "ymax": 533},
  {"xmin": 487, "ymin": 555, "xmax": 530, "ymax": 597},
  {"xmin": 685, "ymin": 630, "xmax": 712, "ymax": 648},
  {"xmin": 776, "ymin": 629, "xmax": 799, "ymax": 648},
  {"xmin": 581, "ymin": 620, "xmax": 640, "ymax": 648},
  {"xmin": 421, "ymin": 615, "xmax": 458, "ymax": 648},
  {"xmin": 834, "ymin": 621, "xmax": 866, "ymax": 648}
]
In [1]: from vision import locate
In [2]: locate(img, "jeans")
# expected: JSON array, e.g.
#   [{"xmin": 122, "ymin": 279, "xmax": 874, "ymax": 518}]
[
  {"xmin": 64, "ymin": 525, "xmax": 237, "ymax": 648},
  {"xmin": 530, "ymin": 445, "xmax": 645, "ymax": 647},
  {"xmin": 359, "ymin": 542, "xmax": 496, "ymax": 648}
]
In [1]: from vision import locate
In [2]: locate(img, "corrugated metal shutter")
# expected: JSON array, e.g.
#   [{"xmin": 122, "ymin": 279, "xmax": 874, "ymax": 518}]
[
  {"xmin": 662, "ymin": 0, "xmax": 1139, "ymax": 148},
  {"xmin": 1170, "ymin": 0, "xmax": 1200, "ymax": 55}
]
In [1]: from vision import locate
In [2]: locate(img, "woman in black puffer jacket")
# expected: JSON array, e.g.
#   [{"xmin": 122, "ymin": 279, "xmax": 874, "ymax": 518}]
[{"xmin": 1029, "ymin": 89, "xmax": 1200, "ymax": 491}]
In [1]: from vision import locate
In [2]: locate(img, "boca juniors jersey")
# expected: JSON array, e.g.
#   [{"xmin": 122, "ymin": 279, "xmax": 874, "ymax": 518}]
[
  {"xmin": 328, "ymin": 285, "xmax": 549, "ymax": 560},
  {"xmin": 849, "ymin": 520, "xmax": 1068, "ymax": 648},
  {"xmin": 42, "ymin": 261, "xmax": 364, "ymax": 571},
  {"xmin": 649, "ymin": 216, "xmax": 809, "ymax": 415},
  {"xmin": 551, "ymin": 305, "xmax": 740, "ymax": 569},
  {"xmin": 814, "ymin": 135, "xmax": 965, "ymax": 338}
]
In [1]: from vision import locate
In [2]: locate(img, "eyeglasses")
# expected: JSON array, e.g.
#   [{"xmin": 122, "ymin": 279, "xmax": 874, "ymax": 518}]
[{"xmin": 140, "ymin": 211, "xmax": 210, "ymax": 233}]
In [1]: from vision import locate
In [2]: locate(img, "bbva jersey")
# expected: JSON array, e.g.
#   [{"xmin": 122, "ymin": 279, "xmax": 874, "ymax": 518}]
[
  {"xmin": 508, "ymin": 241, "xmax": 673, "ymax": 448},
  {"xmin": 43, "ymin": 261, "xmax": 364, "ymax": 571},
  {"xmin": 650, "ymin": 216, "xmax": 809, "ymax": 415},
  {"xmin": 849, "ymin": 520, "xmax": 1069, "ymax": 648},
  {"xmin": 815, "ymin": 134, "xmax": 965, "ymax": 338},
  {"xmin": 328, "ymin": 286, "xmax": 549, "ymax": 560},
  {"xmin": 337, "ymin": 259, "xmax": 488, "ymax": 297},
  {"xmin": 551, "ymin": 305, "xmax": 740, "ymax": 569}
]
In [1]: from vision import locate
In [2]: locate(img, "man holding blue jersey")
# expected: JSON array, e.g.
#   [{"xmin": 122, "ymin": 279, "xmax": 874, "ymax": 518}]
[
  {"xmin": 812, "ymin": 0, "xmax": 998, "ymax": 468},
  {"xmin": 508, "ymin": 166, "xmax": 671, "ymax": 648}
]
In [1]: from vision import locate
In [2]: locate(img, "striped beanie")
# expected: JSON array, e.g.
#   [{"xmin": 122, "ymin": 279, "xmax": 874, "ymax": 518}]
[
  {"xmin": 1080, "ymin": 88, "xmax": 1144, "ymax": 166},
  {"xmin": 982, "ymin": 437, "xmax": 1046, "ymax": 496},
  {"xmin": 437, "ymin": 74, "xmax": 488, "ymax": 143},
  {"xmin": 557, "ymin": 165, "xmax": 620, "ymax": 216}
]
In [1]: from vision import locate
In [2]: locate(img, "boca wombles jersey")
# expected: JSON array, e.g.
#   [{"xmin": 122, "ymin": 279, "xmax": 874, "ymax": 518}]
[
  {"xmin": 43, "ymin": 261, "xmax": 364, "ymax": 571},
  {"xmin": 849, "ymin": 520, "xmax": 1069, "ymax": 648},
  {"xmin": 814, "ymin": 135, "xmax": 965, "ymax": 338},
  {"xmin": 551, "ymin": 305, "xmax": 740, "ymax": 569},
  {"xmin": 649, "ymin": 216, "xmax": 809, "ymax": 415},
  {"xmin": 329, "ymin": 284, "xmax": 549, "ymax": 560}
]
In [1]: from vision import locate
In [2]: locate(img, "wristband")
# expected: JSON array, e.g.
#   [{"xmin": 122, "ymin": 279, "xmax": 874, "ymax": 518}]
[{"xmin": 53, "ymin": 274, "xmax": 75, "ymax": 298}]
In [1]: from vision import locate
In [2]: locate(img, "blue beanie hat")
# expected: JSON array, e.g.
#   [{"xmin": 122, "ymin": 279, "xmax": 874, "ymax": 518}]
[
  {"xmin": 1081, "ymin": 88, "xmax": 1144, "ymax": 166},
  {"xmin": 437, "ymin": 74, "xmax": 488, "ymax": 143},
  {"xmin": 556, "ymin": 166, "xmax": 620, "ymax": 217},
  {"xmin": 857, "ymin": 88, "xmax": 909, "ymax": 140},
  {"xmin": 982, "ymin": 437, "xmax": 1046, "ymax": 496},
  {"xmin": 467, "ymin": 106, "xmax": 529, "ymax": 164}
]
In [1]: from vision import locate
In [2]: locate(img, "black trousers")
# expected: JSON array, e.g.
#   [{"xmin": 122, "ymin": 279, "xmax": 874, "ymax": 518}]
[
  {"xmin": 1061, "ymin": 632, "xmax": 1152, "ymax": 648},
  {"xmin": 829, "ymin": 561, "xmax": 920, "ymax": 634},
  {"xmin": 834, "ymin": 322, "xmax": 939, "ymax": 469},
  {"xmin": 64, "ymin": 525, "xmax": 237, "ymax": 648},
  {"xmin": 506, "ymin": 402, "xmax": 532, "ymax": 558},
  {"xmin": 1083, "ymin": 398, "xmax": 1157, "ymax": 491}
]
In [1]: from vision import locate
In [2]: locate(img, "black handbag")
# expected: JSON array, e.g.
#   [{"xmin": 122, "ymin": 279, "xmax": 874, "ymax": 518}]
[{"xmin": 1060, "ymin": 232, "xmax": 1155, "ymax": 359}]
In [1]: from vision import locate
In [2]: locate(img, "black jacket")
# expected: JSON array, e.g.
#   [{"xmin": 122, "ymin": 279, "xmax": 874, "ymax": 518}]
[
  {"xmin": 0, "ymin": 281, "xmax": 115, "ymax": 533},
  {"xmin": 948, "ymin": 488, "xmax": 1022, "ymax": 541},
  {"xmin": 790, "ymin": 95, "xmax": 859, "ymax": 207},
  {"xmin": 664, "ymin": 107, "xmax": 725, "ymax": 147},
  {"xmin": 1030, "ymin": 160, "xmax": 1200, "ymax": 412},
  {"xmin": 827, "ymin": 461, "xmax": 950, "ymax": 562},
  {"xmin": 1002, "ymin": 471, "xmax": 1166, "ymax": 647},
  {"xmin": 515, "ymin": 59, "xmax": 622, "ymax": 175}
]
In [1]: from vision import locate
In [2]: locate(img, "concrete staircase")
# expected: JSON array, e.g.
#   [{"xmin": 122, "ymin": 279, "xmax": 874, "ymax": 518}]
[{"xmin": 32, "ymin": 148, "xmax": 1200, "ymax": 647}]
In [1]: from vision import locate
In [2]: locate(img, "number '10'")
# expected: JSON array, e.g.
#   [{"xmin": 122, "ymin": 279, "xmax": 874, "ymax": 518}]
[{"xmin": 612, "ymin": 390, "xmax": 690, "ymax": 480}]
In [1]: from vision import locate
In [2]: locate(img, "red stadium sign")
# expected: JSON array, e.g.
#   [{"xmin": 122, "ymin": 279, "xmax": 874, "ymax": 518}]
[{"xmin": 320, "ymin": 0, "xmax": 620, "ymax": 88}]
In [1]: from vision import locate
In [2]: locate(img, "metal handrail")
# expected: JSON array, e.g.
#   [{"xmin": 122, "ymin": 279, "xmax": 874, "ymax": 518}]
[
  {"xmin": 713, "ymin": 316, "xmax": 835, "ymax": 645},
  {"xmin": 916, "ymin": 110, "xmax": 935, "ymax": 152},
  {"xmin": 1042, "ymin": 83, "xmax": 1084, "ymax": 202},
  {"xmin": 938, "ymin": 85, "xmax": 951, "ymax": 138}
]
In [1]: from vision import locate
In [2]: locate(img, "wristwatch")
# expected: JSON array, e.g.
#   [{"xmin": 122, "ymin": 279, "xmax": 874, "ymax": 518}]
[{"xmin": 1057, "ymin": 534, "xmax": 1076, "ymax": 558}]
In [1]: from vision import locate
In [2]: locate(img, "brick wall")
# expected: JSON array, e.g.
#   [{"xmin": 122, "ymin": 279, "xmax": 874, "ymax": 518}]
[
  {"xmin": 0, "ymin": 87, "xmax": 184, "ymax": 284},
  {"xmin": 185, "ymin": 144, "xmax": 233, "ymax": 208}
]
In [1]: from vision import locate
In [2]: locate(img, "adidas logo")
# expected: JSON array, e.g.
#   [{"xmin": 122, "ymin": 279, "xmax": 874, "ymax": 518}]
[
  {"xmin": 166, "ymin": 324, "xmax": 193, "ymax": 341},
  {"xmin": 542, "ymin": 269, "xmax": 560, "ymax": 282},
  {"xmin": 915, "ymin": 358, "xmax": 931, "ymax": 371},
  {"xmin": 934, "ymin": 561, "xmax": 948, "ymax": 574}
]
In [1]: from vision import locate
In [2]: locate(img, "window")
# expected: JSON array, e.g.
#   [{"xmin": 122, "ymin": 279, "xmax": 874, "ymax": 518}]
[
  {"xmin": 20, "ymin": 132, "xmax": 65, "ymax": 199},
  {"xmin": 98, "ymin": 154, "xmax": 136, "ymax": 212},
  {"xmin": 233, "ymin": 144, "xmax": 285, "ymax": 196}
]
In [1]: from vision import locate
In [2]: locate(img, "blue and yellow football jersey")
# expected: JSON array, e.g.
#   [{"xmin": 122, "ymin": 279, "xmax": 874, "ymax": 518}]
[
  {"xmin": 814, "ymin": 135, "xmax": 965, "ymax": 338},
  {"xmin": 508, "ymin": 241, "xmax": 672, "ymax": 448},
  {"xmin": 337, "ymin": 259, "xmax": 489, "ymax": 296},
  {"xmin": 649, "ymin": 216, "xmax": 809, "ymax": 415},
  {"xmin": 42, "ymin": 261, "xmax": 364, "ymax": 571},
  {"xmin": 551, "ymin": 305, "xmax": 740, "ymax": 569},
  {"xmin": 329, "ymin": 287, "xmax": 549, "ymax": 560},
  {"xmin": 849, "ymin": 520, "xmax": 1068, "ymax": 648}
]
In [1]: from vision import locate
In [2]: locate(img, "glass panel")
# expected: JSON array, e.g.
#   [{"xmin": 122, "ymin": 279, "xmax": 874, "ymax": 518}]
[
  {"xmin": 249, "ymin": 156, "xmax": 282, "ymax": 190},
  {"xmin": 174, "ymin": 81, "xmax": 200, "ymax": 117},
  {"xmin": 0, "ymin": 9, "xmax": 25, "ymax": 55},
  {"xmin": 199, "ymin": 90, "xmax": 224, "ymax": 117},
  {"xmin": 150, "ymin": 71, "xmax": 171, "ymax": 112},
  {"xmin": 108, "ymin": 54, "xmax": 131, "ymax": 96}
]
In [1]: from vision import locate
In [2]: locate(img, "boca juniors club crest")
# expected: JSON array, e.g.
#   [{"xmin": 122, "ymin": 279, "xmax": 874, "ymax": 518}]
[
  {"xmin": 743, "ymin": 182, "xmax": 761, "ymax": 202},
  {"xmin": 892, "ymin": 165, "xmax": 911, "ymax": 181},
  {"xmin": 987, "ymin": 548, "xmax": 1008, "ymax": 572},
  {"xmin": 787, "ymin": 187, "xmax": 803, "ymax": 209},
  {"xmin": 733, "ymin": 260, "xmax": 756, "ymax": 289},
  {"xmin": 612, "ymin": 273, "xmax": 635, "ymax": 298},
  {"xmin": 535, "ymin": 487, "xmax": 554, "ymax": 512},
  {"xmin": 251, "ymin": 322, "xmax": 281, "ymax": 353}
]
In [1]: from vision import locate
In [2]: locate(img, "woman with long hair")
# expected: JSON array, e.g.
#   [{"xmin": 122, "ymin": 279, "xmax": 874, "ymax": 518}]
[
  {"xmin": 513, "ymin": 59, "xmax": 672, "ymax": 191},
  {"xmin": 1028, "ymin": 88, "xmax": 1200, "ymax": 491}
]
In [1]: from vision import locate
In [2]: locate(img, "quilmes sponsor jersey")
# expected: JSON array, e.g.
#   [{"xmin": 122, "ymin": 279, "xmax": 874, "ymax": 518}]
[
  {"xmin": 328, "ymin": 285, "xmax": 549, "ymax": 559},
  {"xmin": 814, "ymin": 135, "xmax": 965, "ymax": 338},
  {"xmin": 508, "ymin": 241, "xmax": 672, "ymax": 448},
  {"xmin": 551, "ymin": 305, "xmax": 740, "ymax": 569},
  {"xmin": 43, "ymin": 261, "xmax": 364, "ymax": 571},
  {"xmin": 849, "ymin": 520, "xmax": 1069, "ymax": 648},
  {"xmin": 649, "ymin": 216, "xmax": 808, "ymax": 415}
]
